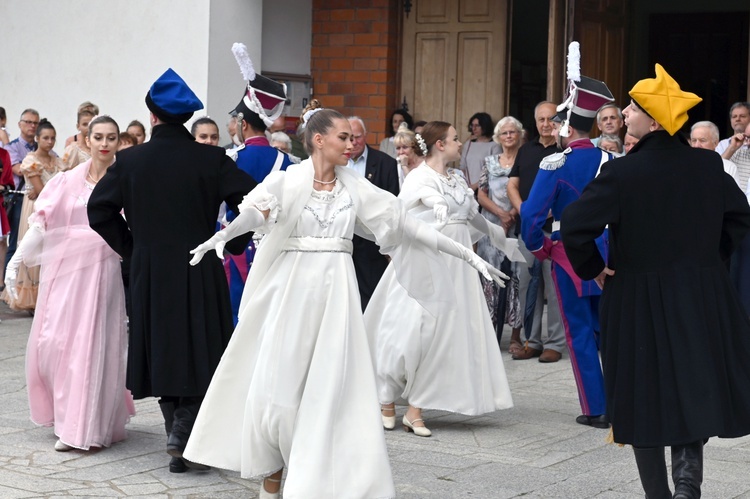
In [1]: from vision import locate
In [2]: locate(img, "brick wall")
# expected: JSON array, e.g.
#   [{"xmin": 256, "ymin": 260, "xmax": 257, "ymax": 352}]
[{"xmin": 311, "ymin": 0, "xmax": 400, "ymax": 149}]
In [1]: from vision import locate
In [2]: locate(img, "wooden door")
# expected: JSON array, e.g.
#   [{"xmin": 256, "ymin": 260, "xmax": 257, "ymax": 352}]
[
  {"xmin": 401, "ymin": 0, "xmax": 509, "ymax": 141},
  {"xmin": 574, "ymin": 0, "xmax": 629, "ymax": 113}
]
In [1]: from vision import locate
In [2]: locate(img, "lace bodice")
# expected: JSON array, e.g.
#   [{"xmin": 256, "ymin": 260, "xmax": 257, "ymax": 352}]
[
  {"xmin": 426, "ymin": 167, "xmax": 475, "ymax": 222},
  {"xmin": 294, "ymin": 181, "xmax": 355, "ymax": 238}
]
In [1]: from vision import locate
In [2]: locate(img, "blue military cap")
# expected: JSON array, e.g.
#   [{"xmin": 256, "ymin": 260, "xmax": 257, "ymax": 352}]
[{"xmin": 146, "ymin": 68, "xmax": 203, "ymax": 123}]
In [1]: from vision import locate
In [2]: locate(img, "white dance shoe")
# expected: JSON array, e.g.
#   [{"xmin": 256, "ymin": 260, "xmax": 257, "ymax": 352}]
[
  {"xmin": 54, "ymin": 439, "xmax": 73, "ymax": 452},
  {"xmin": 260, "ymin": 477, "xmax": 281, "ymax": 498},
  {"xmin": 381, "ymin": 405, "xmax": 396, "ymax": 430},
  {"xmin": 403, "ymin": 415, "xmax": 432, "ymax": 437}
]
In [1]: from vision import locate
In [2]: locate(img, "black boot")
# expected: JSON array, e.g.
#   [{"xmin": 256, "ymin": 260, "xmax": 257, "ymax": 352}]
[
  {"xmin": 671, "ymin": 441, "xmax": 703, "ymax": 499},
  {"xmin": 632, "ymin": 447, "xmax": 671, "ymax": 499},
  {"xmin": 167, "ymin": 399, "xmax": 200, "ymax": 457},
  {"xmin": 167, "ymin": 397, "xmax": 210, "ymax": 471},
  {"xmin": 158, "ymin": 399, "xmax": 188, "ymax": 473}
]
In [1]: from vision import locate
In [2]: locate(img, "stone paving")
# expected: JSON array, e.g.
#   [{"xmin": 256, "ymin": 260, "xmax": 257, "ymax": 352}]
[{"xmin": 2, "ymin": 301, "xmax": 750, "ymax": 498}]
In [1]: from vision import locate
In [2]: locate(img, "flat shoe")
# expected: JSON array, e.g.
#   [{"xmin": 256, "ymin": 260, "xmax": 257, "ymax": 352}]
[
  {"xmin": 403, "ymin": 415, "xmax": 431, "ymax": 437},
  {"xmin": 54, "ymin": 439, "xmax": 73, "ymax": 452},
  {"xmin": 539, "ymin": 349, "xmax": 562, "ymax": 363},
  {"xmin": 575, "ymin": 414, "xmax": 610, "ymax": 429},
  {"xmin": 260, "ymin": 477, "xmax": 281, "ymax": 499},
  {"xmin": 381, "ymin": 405, "xmax": 396, "ymax": 430}
]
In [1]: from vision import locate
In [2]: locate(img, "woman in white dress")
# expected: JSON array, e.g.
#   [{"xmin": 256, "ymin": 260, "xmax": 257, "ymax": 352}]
[
  {"xmin": 367, "ymin": 121, "xmax": 525, "ymax": 437},
  {"xmin": 183, "ymin": 105, "xmax": 506, "ymax": 498}
]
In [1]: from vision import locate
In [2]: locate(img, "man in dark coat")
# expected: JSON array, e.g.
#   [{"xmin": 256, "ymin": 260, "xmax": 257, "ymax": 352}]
[
  {"xmin": 87, "ymin": 68, "xmax": 257, "ymax": 473},
  {"xmin": 347, "ymin": 116, "xmax": 399, "ymax": 310},
  {"xmin": 561, "ymin": 64, "xmax": 750, "ymax": 499}
]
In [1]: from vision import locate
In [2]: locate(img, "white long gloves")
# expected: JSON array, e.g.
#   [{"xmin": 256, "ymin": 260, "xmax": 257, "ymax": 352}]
[
  {"xmin": 413, "ymin": 220, "xmax": 508, "ymax": 287},
  {"xmin": 189, "ymin": 207, "xmax": 266, "ymax": 266},
  {"xmin": 438, "ymin": 233, "xmax": 508, "ymax": 288},
  {"xmin": 469, "ymin": 212, "xmax": 526, "ymax": 263},
  {"xmin": 4, "ymin": 225, "xmax": 44, "ymax": 301}
]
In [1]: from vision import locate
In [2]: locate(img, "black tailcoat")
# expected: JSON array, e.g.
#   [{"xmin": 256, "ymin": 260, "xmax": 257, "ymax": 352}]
[
  {"xmin": 561, "ymin": 131, "xmax": 750, "ymax": 446},
  {"xmin": 353, "ymin": 145, "xmax": 399, "ymax": 310},
  {"xmin": 87, "ymin": 124, "xmax": 257, "ymax": 399}
]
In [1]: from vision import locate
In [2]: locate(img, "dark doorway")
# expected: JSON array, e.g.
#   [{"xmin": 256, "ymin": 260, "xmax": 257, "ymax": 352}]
[
  {"xmin": 508, "ymin": 0, "xmax": 549, "ymax": 139},
  {"xmin": 648, "ymin": 12, "xmax": 749, "ymax": 137}
]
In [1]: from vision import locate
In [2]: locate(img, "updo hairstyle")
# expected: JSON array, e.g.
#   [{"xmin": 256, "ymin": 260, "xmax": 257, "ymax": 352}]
[
  {"xmin": 418, "ymin": 121, "xmax": 452, "ymax": 156},
  {"xmin": 36, "ymin": 118, "xmax": 55, "ymax": 137},
  {"xmin": 299, "ymin": 99, "xmax": 346, "ymax": 155}
]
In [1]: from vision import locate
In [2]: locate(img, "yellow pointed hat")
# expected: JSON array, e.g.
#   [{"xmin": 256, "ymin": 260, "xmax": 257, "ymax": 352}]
[{"xmin": 628, "ymin": 64, "xmax": 702, "ymax": 135}]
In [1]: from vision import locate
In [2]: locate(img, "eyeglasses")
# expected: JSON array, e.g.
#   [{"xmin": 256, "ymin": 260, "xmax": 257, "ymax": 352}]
[
  {"xmin": 20, "ymin": 120, "xmax": 39, "ymax": 126},
  {"xmin": 499, "ymin": 131, "xmax": 518, "ymax": 136}
]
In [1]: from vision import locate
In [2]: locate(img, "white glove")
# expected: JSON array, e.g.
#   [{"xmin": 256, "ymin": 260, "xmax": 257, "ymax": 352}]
[
  {"xmin": 432, "ymin": 201, "xmax": 448, "ymax": 229},
  {"xmin": 4, "ymin": 251, "xmax": 21, "ymax": 302},
  {"xmin": 4, "ymin": 224, "xmax": 44, "ymax": 301},
  {"xmin": 428, "ymin": 224, "xmax": 509, "ymax": 287},
  {"xmin": 189, "ymin": 206, "xmax": 266, "ymax": 266},
  {"xmin": 455, "ymin": 243, "xmax": 508, "ymax": 288},
  {"xmin": 469, "ymin": 212, "xmax": 527, "ymax": 264}
]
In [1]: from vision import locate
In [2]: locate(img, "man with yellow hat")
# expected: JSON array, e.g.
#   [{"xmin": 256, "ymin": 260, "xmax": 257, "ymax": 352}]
[{"xmin": 561, "ymin": 64, "xmax": 750, "ymax": 499}]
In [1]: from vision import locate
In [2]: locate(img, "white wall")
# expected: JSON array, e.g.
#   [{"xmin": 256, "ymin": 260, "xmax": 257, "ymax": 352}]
[
  {"xmin": 262, "ymin": 0, "xmax": 312, "ymax": 75},
  {"xmin": 0, "ymin": 0, "xmax": 210, "ymax": 149},
  {"xmin": 207, "ymin": 0, "xmax": 263, "ymax": 137},
  {"xmin": 0, "ymin": 0, "xmax": 313, "ymax": 148}
]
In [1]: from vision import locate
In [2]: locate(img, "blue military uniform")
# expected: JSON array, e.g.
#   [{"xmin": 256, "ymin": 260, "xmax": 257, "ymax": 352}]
[
  {"xmin": 521, "ymin": 139, "xmax": 612, "ymax": 418},
  {"xmin": 224, "ymin": 137, "xmax": 292, "ymax": 324}
]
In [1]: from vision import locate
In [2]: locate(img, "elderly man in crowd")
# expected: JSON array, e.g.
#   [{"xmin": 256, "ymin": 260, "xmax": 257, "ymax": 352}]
[
  {"xmin": 690, "ymin": 121, "xmax": 739, "ymax": 185},
  {"xmin": 347, "ymin": 116, "xmax": 399, "ymax": 310},
  {"xmin": 716, "ymin": 101, "xmax": 750, "ymax": 156}
]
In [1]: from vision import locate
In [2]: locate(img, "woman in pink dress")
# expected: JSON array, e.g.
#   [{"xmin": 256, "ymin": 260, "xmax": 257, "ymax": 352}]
[{"xmin": 5, "ymin": 116, "xmax": 135, "ymax": 451}]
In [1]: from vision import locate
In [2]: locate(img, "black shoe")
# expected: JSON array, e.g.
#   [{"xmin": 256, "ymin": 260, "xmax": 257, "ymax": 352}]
[
  {"xmin": 575, "ymin": 414, "xmax": 610, "ymax": 429},
  {"xmin": 169, "ymin": 457, "xmax": 188, "ymax": 473}
]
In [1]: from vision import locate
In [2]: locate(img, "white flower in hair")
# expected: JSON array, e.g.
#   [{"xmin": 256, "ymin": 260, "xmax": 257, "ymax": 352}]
[{"xmin": 415, "ymin": 133, "xmax": 428, "ymax": 156}]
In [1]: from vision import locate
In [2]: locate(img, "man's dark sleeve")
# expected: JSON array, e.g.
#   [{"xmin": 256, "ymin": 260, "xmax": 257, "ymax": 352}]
[
  {"xmin": 509, "ymin": 144, "xmax": 527, "ymax": 178},
  {"xmin": 87, "ymin": 161, "xmax": 133, "ymax": 259},
  {"xmin": 720, "ymin": 172, "xmax": 750, "ymax": 261},
  {"xmin": 561, "ymin": 163, "xmax": 620, "ymax": 280},
  {"xmin": 219, "ymin": 155, "xmax": 259, "ymax": 255},
  {"xmin": 382, "ymin": 155, "xmax": 400, "ymax": 196}
]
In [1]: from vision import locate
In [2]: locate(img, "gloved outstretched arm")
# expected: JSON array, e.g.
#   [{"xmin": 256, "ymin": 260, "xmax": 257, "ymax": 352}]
[
  {"xmin": 4, "ymin": 224, "xmax": 44, "ymax": 301},
  {"xmin": 189, "ymin": 207, "xmax": 267, "ymax": 266},
  {"xmin": 469, "ymin": 212, "xmax": 526, "ymax": 263},
  {"xmin": 409, "ymin": 217, "xmax": 508, "ymax": 287}
]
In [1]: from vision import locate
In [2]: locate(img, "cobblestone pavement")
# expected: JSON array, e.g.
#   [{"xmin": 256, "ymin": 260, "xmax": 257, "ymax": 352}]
[{"xmin": 2, "ymin": 302, "xmax": 750, "ymax": 498}]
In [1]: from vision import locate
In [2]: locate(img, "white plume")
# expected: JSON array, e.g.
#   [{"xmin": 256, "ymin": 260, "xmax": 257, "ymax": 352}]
[
  {"xmin": 232, "ymin": 42, "xmax": 256, "ymax": 81},
  {"xmin": 566, "ymin": 41, "xmax": 581, "ymax": 83}
]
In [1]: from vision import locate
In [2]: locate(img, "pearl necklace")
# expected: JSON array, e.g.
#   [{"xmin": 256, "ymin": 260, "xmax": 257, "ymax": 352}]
[{"xmin": 313, "ymin": 177, "xmax": 337, "ymax": 185}]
